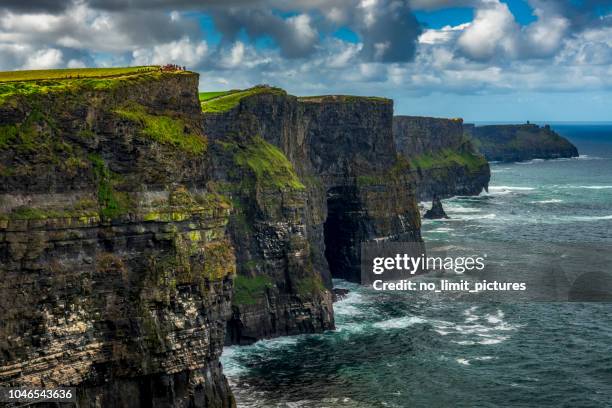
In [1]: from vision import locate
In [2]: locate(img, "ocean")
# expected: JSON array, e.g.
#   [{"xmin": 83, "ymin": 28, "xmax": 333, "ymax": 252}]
[{"xmin": 221, "ymin": 124, "xmax": 612, "ymax": 407}]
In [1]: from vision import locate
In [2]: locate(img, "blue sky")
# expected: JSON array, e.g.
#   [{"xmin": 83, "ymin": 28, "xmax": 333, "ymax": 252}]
[{"xmin": 0, "ymin": 0, "xmax": 610, "ymax": 121}]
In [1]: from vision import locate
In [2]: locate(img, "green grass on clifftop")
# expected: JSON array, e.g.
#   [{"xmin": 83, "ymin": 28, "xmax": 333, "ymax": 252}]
[
  {"xmin": 0, "ymin": 66, "xmax": 157, "ymax": 82},
  {"xmin": 199, "ymin": 90, "xmax": 236, "ymax": 101},
  {"xmin": 200, "ymin": 85, "xmax": 286, "ymax": 113},
  {"xmin": 114, "ymin": 103, "xmax": 207, "ymax": 154},
  {"xmin": 0, "ymin": 66, "xmax": 190, "ymax": 106}
]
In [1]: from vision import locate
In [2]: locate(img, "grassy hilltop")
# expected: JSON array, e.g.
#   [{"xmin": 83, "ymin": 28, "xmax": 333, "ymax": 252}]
[
  {"xmin": 0, "ymin": 66, "xmax": 191, "ymax": 105},
  {"xmin": 0, "ymin": 66, "xmax": 158, "ymax": 82},
  {"xmin": 199, "ymin": 86, "xmax": 286, "ymax": 113}
]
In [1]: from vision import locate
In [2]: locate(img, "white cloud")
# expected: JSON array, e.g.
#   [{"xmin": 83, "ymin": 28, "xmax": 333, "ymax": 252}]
[
  {"xmin": 457, "ymin": 0, "xmax": 519, "ymax": 60},
  {"xmin": 23, "ymin": 48, "xmax": 63, "ymax": 69},
  {"xmin": 221, "ymin": 41, "xmax": 245, "ymax": 68},
  {"xmin": 287, "ymin": 14, "xmax": 317, "ymax": 49},
  {"xmin": 419, "ymin": 23, "xmax": 469, "ymax": 45},
  {"xmin": 522, "ymin": 4, "xmax": 570, "ymax": 58},
  {"xmin": 67, "ymin": 59, "xmax": 86, "ymax": 68},
  {"xmin": 132, "ymin": 36, "xmax": 207, "ymax": 67}
]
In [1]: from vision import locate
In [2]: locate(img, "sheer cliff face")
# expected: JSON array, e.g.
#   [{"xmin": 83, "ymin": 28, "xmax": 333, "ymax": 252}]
[
  {"xmin": 0, "ymin": 73, "xmax": 236, "ymax": 407},
  {"xmin": 300, "ymin": 98, "xmax": 421, "ymax": 282},
  {"xmin": 203, "ymin": 92, "xmax": 422, "ymax": 344},
  {"xmin": 393, "ymin": 116, "xmax": 490, "ymax": 201},
  {"xmin": 465, "ymin": 123, "xmax": 579, "ymax": 162}
]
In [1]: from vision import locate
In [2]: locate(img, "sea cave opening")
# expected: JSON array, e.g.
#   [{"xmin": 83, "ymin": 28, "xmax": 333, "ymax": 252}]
[{"xmin": 323, "ymin": 186, "xmax": 369, "ymax": 283}]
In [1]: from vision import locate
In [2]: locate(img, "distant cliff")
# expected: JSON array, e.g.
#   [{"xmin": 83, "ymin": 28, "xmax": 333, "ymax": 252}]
[
  {"xmin": 465, "ymin": 123, "xmax": 579, "ymax": 162},
  {"xmin": 393, "ymin": 116, "xmax": 490, "ymax": 201}
]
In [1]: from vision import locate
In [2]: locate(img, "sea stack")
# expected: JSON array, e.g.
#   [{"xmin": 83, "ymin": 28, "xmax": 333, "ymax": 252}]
[{"xmin": 424, "ymin": 196, "xmax": 449, "ymax": 219}]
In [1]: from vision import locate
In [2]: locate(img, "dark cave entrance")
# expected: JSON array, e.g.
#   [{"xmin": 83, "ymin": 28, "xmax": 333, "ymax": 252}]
[{"xmin": 323, "ymin": 186, "xmax": 370, "ymax": 282}]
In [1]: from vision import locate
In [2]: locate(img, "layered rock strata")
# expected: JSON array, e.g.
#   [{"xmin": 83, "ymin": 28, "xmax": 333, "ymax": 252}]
[{"xmin": 0, "ymin": 72, "xmax": 235, "ymax": 407}]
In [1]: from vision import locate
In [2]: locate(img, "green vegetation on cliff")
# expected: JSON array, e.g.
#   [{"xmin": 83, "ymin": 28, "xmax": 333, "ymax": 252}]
[
  {"xmin": 200, "ymin": 85, "xmax": 286, "ymax": 113},
  {"xmin": 199, "ymin": 90, "xmax": 236, "ymax": 101},
  {"xmin": 230, "ymin": 136, "xmax": 305, "ymax": 190},
  {"xmin": 114, "ymin": 103, "xmax": 207, "ymax": 154},
  {"xmin": 296, "ymin": 275, "xmax": 326, "ymax": 296},
  {"xmin": 89, "ymin": 153, "xmax": 130, "ymax": 218},
  {"xmin": 0, "ymin": 109, "xmax": 52, "ymax": 150},
  {"xmin": 233, "ymin": 275, "xmax": 273, "ymax": 305},
  {"xmin": 410, "ymin": 149, "xmax": 487, "ymax": 173}
]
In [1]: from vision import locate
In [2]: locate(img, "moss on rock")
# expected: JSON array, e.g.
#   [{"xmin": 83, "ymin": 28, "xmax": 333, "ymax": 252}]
[
  {"xmin": 233, "ymin": 136, "xmax": 305, "ymax": 191},
  {"xmin": 114, "ymin": 103, "xmax": 207, "ymax": 155},
  {"xmin": 232, "ymin": 275, "xmax": 273, "ymax": 305}
]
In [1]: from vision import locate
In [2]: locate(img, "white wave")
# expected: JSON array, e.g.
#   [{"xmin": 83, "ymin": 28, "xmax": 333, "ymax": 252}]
[
  {"xmin": 373, "ymin": 316, "xmax": 427, "ymax": 330},
  {"xmin": 485, "ymin": 310, "xmax": 505, "ymax": 324},
  {"xmin": 560, "ymin": 185, "xmax": 612, "ymax": 190},
  {"xmin": 444, "ymin": 206, "xmax": 482, "ymax": 214},
  {"xmin": 456, "ymin": 358, "xmax": 471, "ymax": 365},
  {"xmin": 429, "ymin": 227, "xmax": 455, "ymax": 232},
  {"xmin": 576, "ymin": 185, "xmax": 612, "ymax": 189},
  {"xmin": 434, "ymin": 307, "xmax": 518, "ymax": 346},
  {"xmin": 575, "ymin": 155, "xmax": 603, "ymax": 160},
  {"xmin": 478, "ymin": 336, "xmax": 508, "ymax": 345},
  {"xmin": 568, "ymin": 215, "xmax": 612, "ymax": 221},
  {"xmin": 516, "ymin": 159, "xmax": 545, "ymax": 165},
  {"xmin": 489, "ymin": 186, "xmax": 535, "ymax": 191},
  {"xmin": 463, "ymin": 306, "xmax": 480, "ymax": 322},
  {"xmin": 220, "ymin": 347, "xmax": 248, "ymax": 376},
  {"xmin": 531, "ymin": 199, "xmax": 563, "ymax": 204},
  {"xmin": 336, "ymin": 322, "xmax": 367, "ymax": 334},
  {"xmin": 452, "ymin": 213, "xmax": 497, "ymax": 221},
  {"xmin": 491, "ymin": 167, "xmax": 511, "ymax": 173},
  {"xmin": 335, "ymin": 304, "xmax": 362, "ymax": 316}
]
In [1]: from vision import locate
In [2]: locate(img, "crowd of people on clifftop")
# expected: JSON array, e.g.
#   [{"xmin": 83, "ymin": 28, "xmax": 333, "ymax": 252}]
[{"xmin": 160, "ymin": 64, "xmax": 186, "ymax": 72}]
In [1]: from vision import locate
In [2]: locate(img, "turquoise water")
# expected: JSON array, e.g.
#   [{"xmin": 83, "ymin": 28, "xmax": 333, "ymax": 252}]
[{"xmin": 222, "ymin": 125, "xmax": 612, "ymax": 407}]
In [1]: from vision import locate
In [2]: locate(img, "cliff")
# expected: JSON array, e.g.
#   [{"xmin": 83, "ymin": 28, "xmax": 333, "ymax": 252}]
[
  {"xmin": 465, "ymin": 123, "xmax": 579, "ymax": 162},
  {"xmin": 202, "ymin": 89, "xmax": 421, "ymax": 344},
  {"xmin": 393, "ymin": 116, "xmax": 490, "ymax": 200},
  {"xmin": 0, "ymin": 73, "xmax": 426, "ymax": 404},
  {"xmin": 0, "ymin": 70, "xmax": 235, "ymax": 407}
]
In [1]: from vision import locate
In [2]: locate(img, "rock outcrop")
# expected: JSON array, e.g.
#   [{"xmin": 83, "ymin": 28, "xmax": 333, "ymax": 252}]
[
  {"xmin": 465, "ymin": 123, "xmax": 579, "ymax": 162},
  {"xmin": 202, "ymin": 90, "xmax": 422, "ymax": 343},
  {"xmin": 393, "ymin": 116, "xmax": 490, "ymax": 200},
  {"xmin": 0, "ymin": 71, "xmax": 235, "ymax": 407},
  {"xmin": 424, "ymin": 196, "xmax": 449, "ymax": 219}
]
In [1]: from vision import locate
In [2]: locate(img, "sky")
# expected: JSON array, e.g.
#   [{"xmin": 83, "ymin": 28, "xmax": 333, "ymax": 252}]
[{"xmin": 0, "ymin": 0, "xmax": 610, "ymax": 121}]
